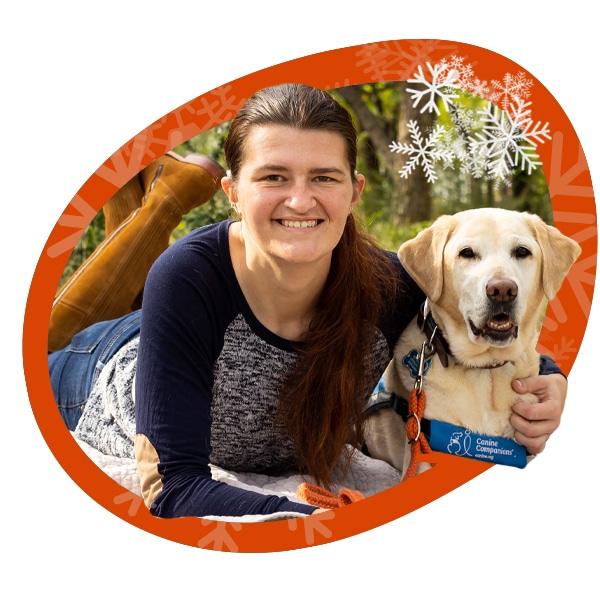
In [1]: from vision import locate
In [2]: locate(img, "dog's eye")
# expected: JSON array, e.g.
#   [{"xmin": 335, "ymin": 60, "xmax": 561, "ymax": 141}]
[
  {"xmin": 458, "ymin": 247, "xmax": 476, "ymax": 258},
  {"xmin": 514, "ymin": 246, "xmax": 532, "ymax": 259}
]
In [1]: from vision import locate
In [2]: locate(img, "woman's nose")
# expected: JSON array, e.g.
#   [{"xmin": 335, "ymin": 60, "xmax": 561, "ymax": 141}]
[{"xmin": 284, "ymin": 180, "xmax": 317, "ymax": 211}]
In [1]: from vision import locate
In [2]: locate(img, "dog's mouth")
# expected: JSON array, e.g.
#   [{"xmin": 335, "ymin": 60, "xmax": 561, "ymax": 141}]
[{"xmin": 469, "ymin": 313, "xmax": 519, "ymax": 342}]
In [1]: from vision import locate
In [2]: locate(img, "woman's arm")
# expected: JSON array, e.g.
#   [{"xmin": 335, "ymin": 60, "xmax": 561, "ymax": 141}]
[{"xmin": 135, "ymin": 227, "xmax": 316, "ymax": 518}]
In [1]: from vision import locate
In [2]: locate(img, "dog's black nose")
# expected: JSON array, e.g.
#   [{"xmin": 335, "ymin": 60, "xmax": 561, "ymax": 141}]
[{"xmin": 486, "ymin": 278, "xmax": 518, "ymax": 303}]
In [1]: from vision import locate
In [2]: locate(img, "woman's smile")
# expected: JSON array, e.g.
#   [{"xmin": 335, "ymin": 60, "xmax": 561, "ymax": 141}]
[{"xmin": 276, "ymin": 219, "xmax": 322, "ymax": 229}]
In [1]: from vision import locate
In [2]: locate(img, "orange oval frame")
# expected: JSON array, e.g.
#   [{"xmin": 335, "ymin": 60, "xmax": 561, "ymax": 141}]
[{"xmin": 22, "ymin": 39, "xmax": 596, "ymax": 552}]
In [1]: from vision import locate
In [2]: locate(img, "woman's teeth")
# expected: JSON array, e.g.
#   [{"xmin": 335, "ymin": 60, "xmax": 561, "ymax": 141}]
[{"xmin": 279, "ymin": 220, "xmax": 319, "ymax": 228}]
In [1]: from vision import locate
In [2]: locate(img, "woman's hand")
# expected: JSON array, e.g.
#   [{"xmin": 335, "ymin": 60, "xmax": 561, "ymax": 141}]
[{"xmin": 510, "ymin": 373, "xmax": 568, "ymax": 455}]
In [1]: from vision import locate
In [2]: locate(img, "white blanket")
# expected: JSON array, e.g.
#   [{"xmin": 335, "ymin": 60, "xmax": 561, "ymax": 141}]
[{"xmin": 72, "ymin": 433, "xmax": 402, "ymax": 521}]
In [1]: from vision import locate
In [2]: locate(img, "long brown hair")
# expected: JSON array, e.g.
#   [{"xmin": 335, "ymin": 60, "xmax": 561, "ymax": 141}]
[{"xmin": 224, "ymin": 83, "xmax": 397, "ymax": 487}]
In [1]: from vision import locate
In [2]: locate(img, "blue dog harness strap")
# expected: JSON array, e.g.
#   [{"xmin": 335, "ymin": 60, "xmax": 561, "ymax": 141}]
[
  {"xmin": 365, "ymin": 391, "xmax": 527, "ymax": 468},
  {"xmin": 365, "ymin": 390, "xmax": 430, "ymax": 437},
  {"xmin": 427, "ymin": 420, "xmax": 528, "ymax": 468}
]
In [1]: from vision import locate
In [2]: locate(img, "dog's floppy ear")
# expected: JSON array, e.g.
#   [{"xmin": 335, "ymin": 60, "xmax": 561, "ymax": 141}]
[
  {"xmin": 398, "ymin": 214, "xmax": 456, "ymax": 302},
  {"xmin": 526, "ymin": 214, "xmax": 582, "ymax": 300}
]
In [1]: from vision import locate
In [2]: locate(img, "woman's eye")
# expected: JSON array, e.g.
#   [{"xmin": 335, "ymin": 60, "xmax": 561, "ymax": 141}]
[
  {"xmin": 514, "ymin": 246, "xmax": 532, "ymax": 258},
  {"xmin": 263, "ymin": 174, "xmax": 284, "ymax": 181},
  {"xmin": 314, "ymin": 175, "xmax": 334, "ymax": 182},
  {"xmin": 458, "ymin": 247, "xmax": 476, "ymax": 258}
]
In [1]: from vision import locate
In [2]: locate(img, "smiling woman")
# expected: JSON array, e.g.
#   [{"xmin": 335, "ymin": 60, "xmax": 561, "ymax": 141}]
[
  {"xmin": 223, "ymin": 126, "xmax": 365, "ymax": 341},
  {"xmin": 47, "ymin": 83, "xmax": 569, "ymax": 521},
  {"xmin": 135, "ymin": 84, "xmax": 407, "ymax": 512}
]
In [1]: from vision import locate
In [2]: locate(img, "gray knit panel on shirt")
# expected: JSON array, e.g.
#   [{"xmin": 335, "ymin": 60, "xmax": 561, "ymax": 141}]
[
  {"xmin": 210, "ymin": 315, "xmax": 391, "ymax": 474},
  {"xmin": 210, "ymin": 315, "xmax": 299, "ymax": 474},
  {"xmin": 74, "ymin": 337, "xmax": 139, "ymax": 459}
]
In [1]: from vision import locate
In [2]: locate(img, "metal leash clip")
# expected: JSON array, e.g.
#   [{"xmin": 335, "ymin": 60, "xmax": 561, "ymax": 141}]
[
  {"xmin": 413, "ymin": 326, "xmax": 437, "ymax": 395},
  {"xmin": 408, "ymin": 332, "xmax": 436, "ymax": 445}
]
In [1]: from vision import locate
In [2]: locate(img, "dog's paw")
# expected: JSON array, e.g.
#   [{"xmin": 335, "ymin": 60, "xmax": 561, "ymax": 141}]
[{"xmin": 517, "ymin": 391, "xmax": 539, "ymax": 405}]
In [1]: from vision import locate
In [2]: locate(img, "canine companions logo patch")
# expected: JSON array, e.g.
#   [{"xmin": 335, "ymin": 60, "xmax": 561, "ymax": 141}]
[{"xmin": 427, "ymin": 421, "xmax": 528, "ymax": 468}]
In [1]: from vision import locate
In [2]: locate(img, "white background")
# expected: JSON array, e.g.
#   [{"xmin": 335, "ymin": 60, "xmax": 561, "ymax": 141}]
[{"xmin": 4, "ymin": 2, "xmax": 598, "ymax": 596}]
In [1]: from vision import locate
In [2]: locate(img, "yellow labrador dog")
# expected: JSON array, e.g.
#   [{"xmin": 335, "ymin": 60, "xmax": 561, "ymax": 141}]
[{"xmin": 364, "ymin": 207, "xmax": 581, "ymax": 475}]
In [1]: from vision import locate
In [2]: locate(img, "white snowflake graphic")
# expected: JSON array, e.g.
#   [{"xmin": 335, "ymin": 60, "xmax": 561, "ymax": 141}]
[
  {"xmin": 435, "ymin": 55, "xmax": 489, "ymax": 97},
  {"xmin": 490, "ymin": 72, "xmax": 534, "ymax": 111},
  {"xmin": 389, "ymin": 122, "xmax": 454, "ymax": 183},
  {"xmin": 391, "ymin": 57, "xmax": 550, "ymax": 186},
  {"xmin": 406, "ymin": 62, "xmax": 460, "ymax": 115},
  {"xmin": 469, "ymin": 99, "xmax": 551, "ymax": 180}
]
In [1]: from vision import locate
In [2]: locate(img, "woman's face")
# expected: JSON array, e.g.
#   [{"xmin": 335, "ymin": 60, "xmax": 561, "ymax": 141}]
[{"xmin": 223, "ymin": 125, "xmax": 364, "ymax": 268}]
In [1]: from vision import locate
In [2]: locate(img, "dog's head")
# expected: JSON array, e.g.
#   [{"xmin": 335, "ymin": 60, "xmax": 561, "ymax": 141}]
[{"xmin": 399, "ymin": 208, "xmax": 581, "ymax": 355}]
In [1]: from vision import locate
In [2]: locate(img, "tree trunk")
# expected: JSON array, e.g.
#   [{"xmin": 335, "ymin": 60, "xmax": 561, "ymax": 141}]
[
  {"xmin": 335, "ymin": 86, "xmax": 397, "ymax": 174},
  {"xmin": 395, "ymin": 82, "xmax": 434, "ymax": 225}
]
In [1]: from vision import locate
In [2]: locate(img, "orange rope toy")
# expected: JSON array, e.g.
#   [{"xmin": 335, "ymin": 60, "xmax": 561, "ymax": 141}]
[
  {"xmin": 403, "ymin": 387, "xmax": 433, "ymax": 480},
  {"xmin": 296, "ymin": 482, "xmax": 365, "ymax": 509}
]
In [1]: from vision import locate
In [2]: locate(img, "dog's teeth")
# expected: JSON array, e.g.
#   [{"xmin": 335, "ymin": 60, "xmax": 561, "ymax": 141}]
[{"xmin": 487, "ymin": 320, "xmax": 512, "ymax": 331}]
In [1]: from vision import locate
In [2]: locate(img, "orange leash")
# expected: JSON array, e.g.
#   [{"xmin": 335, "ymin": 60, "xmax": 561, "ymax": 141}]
[
  {"xmin": 297, "ymin": 482, "xmax": 366, "ymax": 509},
  {"xmin": 297, "ymin": 387, "xmax": 433, "ymax": 504},
  {"xmin": 403, "ymin": 387, "xmax": 433, "ymax": 480}
]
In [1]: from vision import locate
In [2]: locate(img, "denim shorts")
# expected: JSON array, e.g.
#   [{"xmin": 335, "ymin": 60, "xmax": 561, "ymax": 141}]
[{"xmin": 48, "ymin": 310, "xmax": 142, "ymax": 430}]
